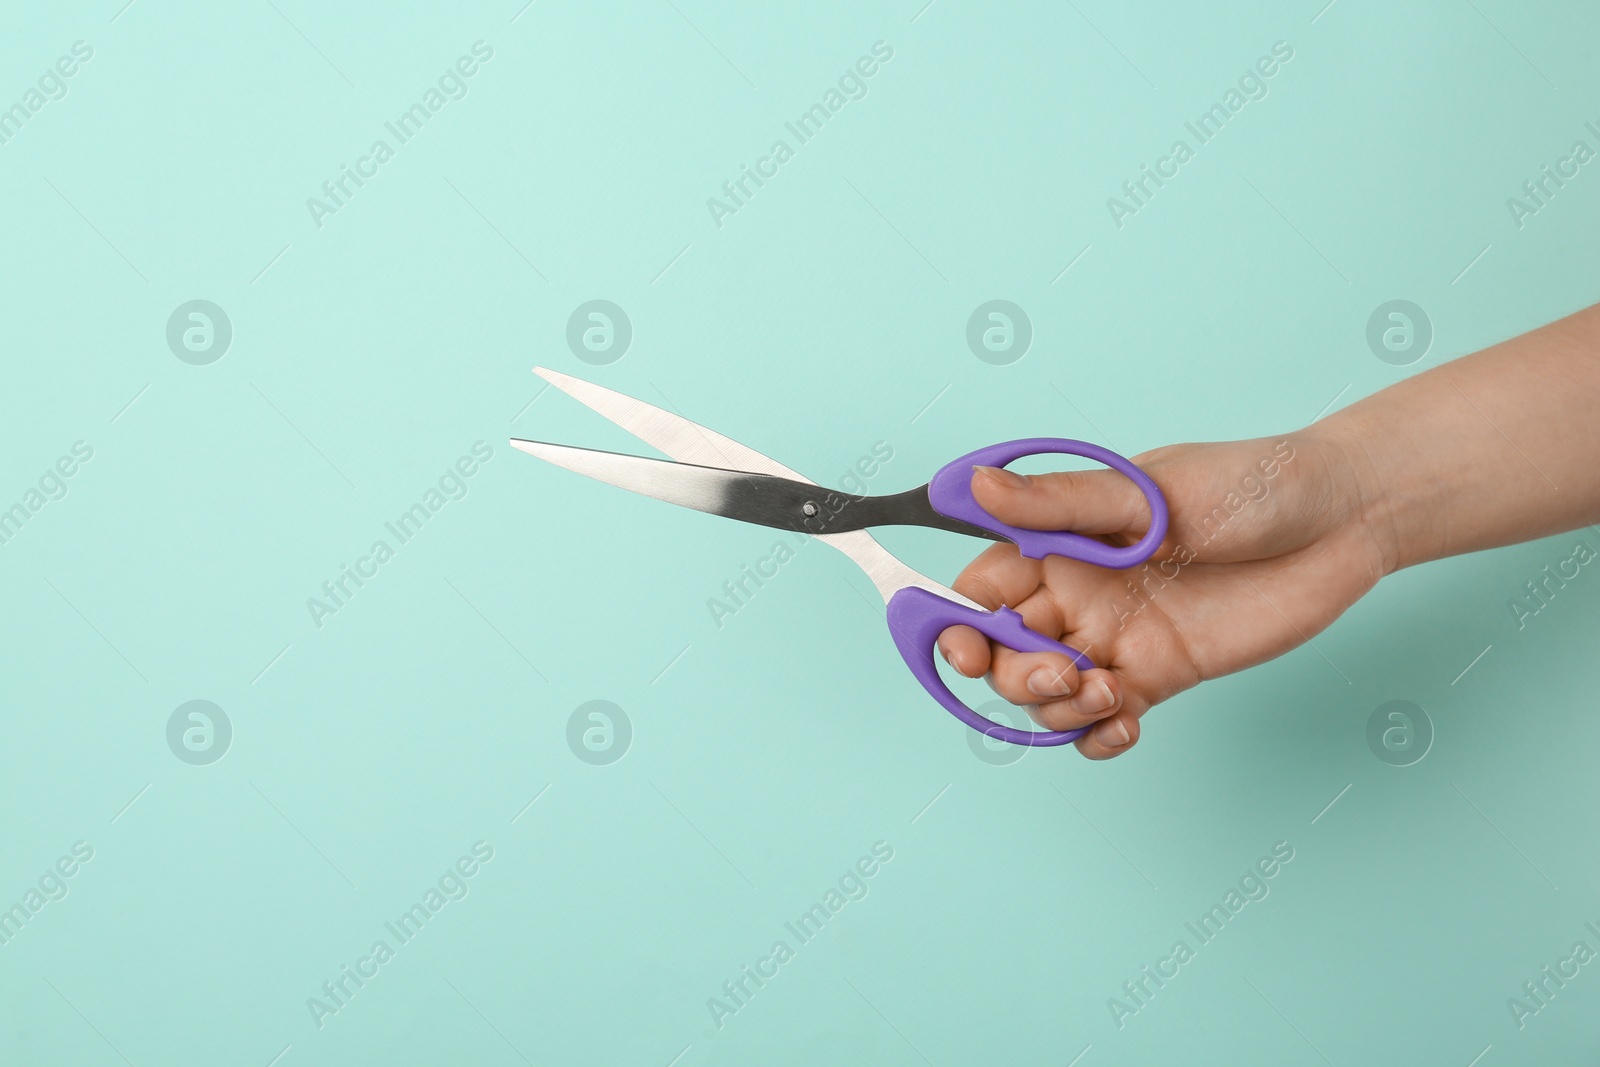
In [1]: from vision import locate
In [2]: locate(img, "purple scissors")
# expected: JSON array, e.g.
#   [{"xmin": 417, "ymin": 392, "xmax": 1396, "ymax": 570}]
[{"xmin": 513, "ymin": 368, "xmax": 1169, "ymax": 748}]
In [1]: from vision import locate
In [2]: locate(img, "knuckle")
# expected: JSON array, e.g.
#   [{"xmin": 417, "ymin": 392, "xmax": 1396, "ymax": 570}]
[
  {"xmin": 995, "ymin": 679, "xmax": 1035, "ymax": 704},
  {"xmin": 1035, "ymin": 702, "xmax": 1083, "ymax": 731},
  {"xmin": 955, "ymin": 568, "xmax": 1008, "ymax": 608}
]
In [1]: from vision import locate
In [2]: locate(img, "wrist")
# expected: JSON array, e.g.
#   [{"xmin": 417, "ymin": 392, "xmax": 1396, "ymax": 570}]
[{"xmin": 1302, "ymin": 412, "xmax": 1409, "ymax": 578}]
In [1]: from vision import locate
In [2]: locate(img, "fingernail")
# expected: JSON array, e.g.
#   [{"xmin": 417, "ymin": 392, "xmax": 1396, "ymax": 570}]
[
  {"xmin": 1093, "ymin": 717, "xmax": 1130, "ymax": 747},
  {"xmin": 1030, "ymin": 668, "xmax": 1068, "ymax": 700},
  {"xmin": 1080, "ymin": 679, "xmax": 1115, "ymax": 714},
  {"xmin": 1027, "ymin": 667, "xmax": 1071, "ymax": 699},
  {"xmin": 974, "ymin": 464, "xmax": 1029, "ymax": 490}
]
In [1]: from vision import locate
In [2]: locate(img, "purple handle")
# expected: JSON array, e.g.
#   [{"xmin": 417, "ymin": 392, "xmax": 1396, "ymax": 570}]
[
  {"xmin": 886, "ymin": 585, "xmax": 1092, "ymax": 747},
  {"xmin": 928, "ymin": 438, "xmax": 1168, "ymax": 565}
]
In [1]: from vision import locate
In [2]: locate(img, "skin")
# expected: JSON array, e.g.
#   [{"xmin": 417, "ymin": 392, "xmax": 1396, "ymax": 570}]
[{"xmin": 938, "ymin": 302, "xmax": 1600, "ymax": 759}]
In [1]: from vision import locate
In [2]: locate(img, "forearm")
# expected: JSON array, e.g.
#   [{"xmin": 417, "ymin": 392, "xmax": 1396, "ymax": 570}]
[{"xmin": 1315, "ymin": 303, "xmax": 1600, "ymax": 572}]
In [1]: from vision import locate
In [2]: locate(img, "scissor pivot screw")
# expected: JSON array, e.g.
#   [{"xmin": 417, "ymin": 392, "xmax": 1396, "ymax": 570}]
[{"xmin": 802, "ymin": 502, "xmax": 819, "ymax": 517}]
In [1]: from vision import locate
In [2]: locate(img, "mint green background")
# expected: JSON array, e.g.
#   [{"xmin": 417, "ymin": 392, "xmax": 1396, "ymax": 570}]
[{"xmin": 4, "ymin": 1, "xmax": 1600, "ymax": 1063}]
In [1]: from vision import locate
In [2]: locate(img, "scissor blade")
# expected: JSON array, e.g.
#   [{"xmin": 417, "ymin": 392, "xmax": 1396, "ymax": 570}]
[
  {"xmin": 509, "ymin": 439, "xmax": 819, "ymax": 532},
  {"xmin": 532, "ymin": 367, "xmax": 811, "ymax": 482},
  {"xmin": 511, "ymin": 439, "xmax": 1007, "ymax": 543},
  {"xmin": 527, "ymin": 367, "xmax": 985, "ymax": 610}
]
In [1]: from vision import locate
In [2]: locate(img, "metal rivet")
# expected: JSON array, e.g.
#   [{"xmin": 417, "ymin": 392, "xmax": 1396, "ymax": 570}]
[{"xmin": 802, "ymin": 502, "xmax": 819, "ymax": 517}]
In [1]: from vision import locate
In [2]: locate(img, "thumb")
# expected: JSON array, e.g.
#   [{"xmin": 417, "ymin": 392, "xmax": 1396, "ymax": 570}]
[{"xmin": 970, "ymin": 464, "xmax": 1153, "ymax": 535}]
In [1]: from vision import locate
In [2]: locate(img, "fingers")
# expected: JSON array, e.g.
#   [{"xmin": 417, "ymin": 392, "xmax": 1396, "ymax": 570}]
[
  {"xmin": 937, "ymin": 542, "xmax": 1043, "ymax": 675},
  {"xmin": 949, "ymin": 541, "xmax": 1042, "ymax": 611},
  {"xmin": 937, "ymin": 624, "xmax": 989, "ymax": 677},
  {"xmin": 986, "ymin": 613, "xmax": 1141, "ymax": 756},
  {"xmin": 971, "ymin": 464, "xmax": 1152, "ymax": 535},
  {"xmin": 939, "ymin": 628, "xmax": 1143, "ymax": 758},
  {"xmin": 992, "ymin": 652, "xmax": 1141, "ymax": 758},
  {"xmin": 937, "ymin": 600, "xmax": 1072, "ymax": 684},
  {"xmin": 1023, "ymin": 667, "xmax": 1122, "ymax": 731},
  {"xmin": 1074, "ymin": 708, "xmax": 1141, "ymax": 760},
  {"xmin": 937, "ymin": 516, "xmax": 1149, "ymax": 759},
  {"xmin": 985, "ymin": 645, "xmax": 1081, "ymax": 707}
]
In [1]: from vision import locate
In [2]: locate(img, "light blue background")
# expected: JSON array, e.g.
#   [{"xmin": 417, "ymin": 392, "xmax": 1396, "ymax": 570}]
[{"xmin": 3, "ymin": 1, "xmax": 1599, "ymax": 1063}]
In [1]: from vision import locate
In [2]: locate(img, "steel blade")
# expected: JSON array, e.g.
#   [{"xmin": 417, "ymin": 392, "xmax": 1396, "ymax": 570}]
[
  {"xmin": 510, "ymin": 439, "xmax": 1007, "ymax": 546},
  {"xmin": 510, "ymin": 439, "xmax": 819, "ymax": 532},
  {"xmin": 526, "ymin": 367, "xmax": 983, "ymax": 609},
  {"xmin": 532, "ymin": 366, "xmax": 802, "ymax": 479}
]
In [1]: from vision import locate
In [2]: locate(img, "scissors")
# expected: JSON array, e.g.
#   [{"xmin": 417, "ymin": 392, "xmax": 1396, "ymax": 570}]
[{"xmin": 512, "ymin": 367, "xmax": 1169, "ymax": 747}]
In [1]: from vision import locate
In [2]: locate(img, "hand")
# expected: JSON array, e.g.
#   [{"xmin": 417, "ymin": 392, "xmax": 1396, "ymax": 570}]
[{"xmin": 937, "ymin": 430, "xmax": 1392, "ymax": 759}]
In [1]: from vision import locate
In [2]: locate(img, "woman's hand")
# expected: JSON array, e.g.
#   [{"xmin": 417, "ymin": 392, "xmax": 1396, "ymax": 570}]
[{"xmin": 937, "ymin": 430, "xmax": 1393, "ymax": 759}]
